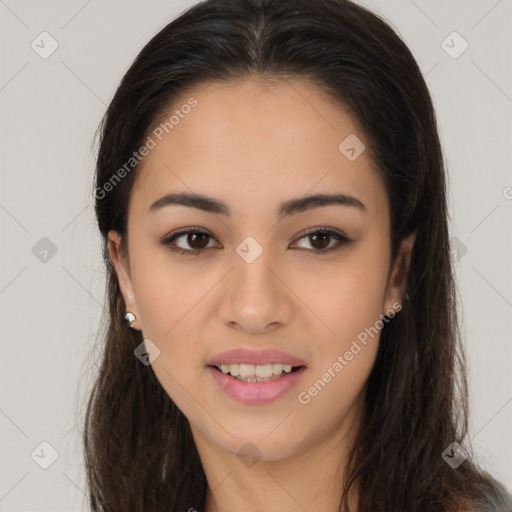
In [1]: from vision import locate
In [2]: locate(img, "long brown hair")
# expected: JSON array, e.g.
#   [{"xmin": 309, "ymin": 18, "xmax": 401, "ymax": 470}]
[{"xmin": 84, "ymin": 0, "xmax": 512, "ymax": 510}]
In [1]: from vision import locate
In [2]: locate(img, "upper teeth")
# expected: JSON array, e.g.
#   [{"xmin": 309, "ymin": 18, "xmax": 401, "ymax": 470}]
[{"xmin": 219, "ymin": 363, "xmax": 294, "ymax": 378}]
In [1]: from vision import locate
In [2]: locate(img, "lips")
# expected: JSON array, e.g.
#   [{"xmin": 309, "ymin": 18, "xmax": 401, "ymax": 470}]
[
  {"xmin": 207, "ymin": 365, "xmax": 307, "ymax": 404},
  {"xmin": 206, "ymin": 347, "xmax": 307, "ymax": 368}
]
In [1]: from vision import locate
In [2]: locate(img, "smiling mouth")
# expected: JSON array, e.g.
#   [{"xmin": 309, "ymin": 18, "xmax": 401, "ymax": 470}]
[{"xmin": 208, "ymin": 363, "xmax": 304, "ymax": 382}]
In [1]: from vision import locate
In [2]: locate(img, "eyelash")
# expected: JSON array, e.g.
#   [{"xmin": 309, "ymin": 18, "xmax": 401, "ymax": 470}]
[{"xmin": 160, "ymin": 226, "xmax": 352, "ymax": 256}]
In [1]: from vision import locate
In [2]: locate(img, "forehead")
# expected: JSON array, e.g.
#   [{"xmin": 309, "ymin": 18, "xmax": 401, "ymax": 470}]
[{"xmin": 131, "ymin": 77, "xmax": 387, "ymax": 222}]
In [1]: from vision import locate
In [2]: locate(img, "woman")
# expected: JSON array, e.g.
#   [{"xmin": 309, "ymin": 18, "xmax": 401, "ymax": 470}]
[{"xmin": 85, "ymin": 0, "xmax": 512, "ymax": 510}]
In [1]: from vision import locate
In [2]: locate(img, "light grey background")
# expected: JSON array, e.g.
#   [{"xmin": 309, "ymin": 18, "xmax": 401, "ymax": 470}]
[{"xmin": 0, "ymin": 0, "xmax": 510, "ymax": 510}]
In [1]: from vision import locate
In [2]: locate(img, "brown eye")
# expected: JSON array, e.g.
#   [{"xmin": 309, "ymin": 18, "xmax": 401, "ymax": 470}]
[
  {"xmin": 294, "ymin": 228, "xmax": 351, "ymax": 252},
  {"xmin": 185, "ymin": 232, "xmax": 210, "ymax": 250},
  {"xmin": 308, "ymin": 232, "xmax": 331, "ymax": 250},
  {"xmin": 161, "ymin": 228, "xmax": 219, "ymax": 255}
]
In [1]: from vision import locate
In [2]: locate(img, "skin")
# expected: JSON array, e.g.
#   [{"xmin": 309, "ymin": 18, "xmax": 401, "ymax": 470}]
[{"xmin": 108, "ymin": 77, "xmax": 416, "ymax": 512}]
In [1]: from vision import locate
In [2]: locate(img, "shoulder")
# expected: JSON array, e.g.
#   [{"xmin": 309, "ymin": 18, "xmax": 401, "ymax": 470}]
[{"xmin": 448, "ymin": 478, "xmax": 512, "ymax": 512}]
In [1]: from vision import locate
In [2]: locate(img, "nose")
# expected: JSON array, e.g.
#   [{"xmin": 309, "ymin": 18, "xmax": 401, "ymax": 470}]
[{"xmin": 218, "ymin": 246, "xmax": 294, "ymax": 334}]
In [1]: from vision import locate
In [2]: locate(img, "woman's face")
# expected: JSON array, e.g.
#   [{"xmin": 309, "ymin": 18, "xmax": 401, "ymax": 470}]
[{"xmin": 109, "ymin": 77, "xmax": 414, "ymax": 463}]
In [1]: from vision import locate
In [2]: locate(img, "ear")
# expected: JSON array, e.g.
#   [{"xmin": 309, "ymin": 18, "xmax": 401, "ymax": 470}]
[
  {"xmin": 108, "ymin": 230, "xmax": 141, "ymax": 330},
  {"xmin": 383, "ymin": 231, "xmax": 417, "ymax": 314}
]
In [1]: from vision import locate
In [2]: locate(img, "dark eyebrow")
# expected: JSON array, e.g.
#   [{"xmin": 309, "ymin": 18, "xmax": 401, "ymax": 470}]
[{"xmin": 149, "ymin": 192, "xmax": 366, "ymax": 217}]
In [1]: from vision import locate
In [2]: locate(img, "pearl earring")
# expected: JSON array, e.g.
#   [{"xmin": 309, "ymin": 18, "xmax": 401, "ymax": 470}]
[{"xmin": 125, "ymin": 311, "xmax": 136, "ymax": 329}]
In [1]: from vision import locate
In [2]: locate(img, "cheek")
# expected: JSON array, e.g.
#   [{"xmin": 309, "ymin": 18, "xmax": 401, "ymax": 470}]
[
  {"xmin": 130, "ymin": 244, "xmax": 203, "ymax": 336},
  {"xmin": 291, "ymin": 336, "xmax": 378, "ymax": 455},
  {"xmin": 296, "ymin": 250, "xmax": 389, "ymax": 345},
  {"xmin": 289, "ymin": 261, "xmax": 387, "ymax": 442},
  {"xmin": 133, "ymin": 255, "xmax": 210, "ymax": 413},
  {"xmin": 295, "ymin": 270, "xmax": 383, "ymax": 408},
  {"xmin": 129, "ymin": 247, "xmax": 220, "ymax": 397}
]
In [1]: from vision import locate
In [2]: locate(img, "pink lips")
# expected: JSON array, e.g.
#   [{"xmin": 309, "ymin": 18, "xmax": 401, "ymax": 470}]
[
  {"xmin": 207, "ymin": 365, "xmax": 307, "ymax": 404},
  {"xmin": 206, "ymin": 348, "xmax": 307, "ymax": 367},
  {"xmin": 206, "ymin": 347, "xmax": 307, "ymax": 405}
]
